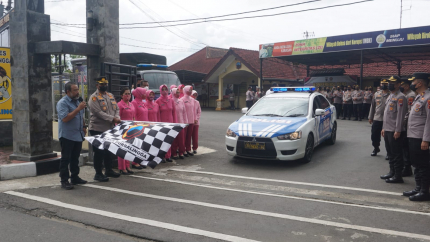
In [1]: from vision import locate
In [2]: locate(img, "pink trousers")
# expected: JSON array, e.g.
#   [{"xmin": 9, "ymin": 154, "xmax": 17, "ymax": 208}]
[
  {"xmin": 118, "ymin": 157, "xmax": 130, "ymax": 170},
  {"xmin": 171, "ymin": 129, "xmax": 186, "ymax": 156},
  {"xmin": 185, "ymin": 124, "xmax": 194, "ymax": 152},
  {"xmin": 192, "ymin": 125, "xmax": 199, "ymax": 151}
]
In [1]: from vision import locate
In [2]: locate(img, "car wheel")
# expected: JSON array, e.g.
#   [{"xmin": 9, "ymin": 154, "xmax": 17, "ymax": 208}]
[
  {"xmin": 327, "ymin": 123, "xmax": 337, "ymax": 145},
  {"xmin": 301, "ymin": 134, "xmax": 314, "ymax": 163}
]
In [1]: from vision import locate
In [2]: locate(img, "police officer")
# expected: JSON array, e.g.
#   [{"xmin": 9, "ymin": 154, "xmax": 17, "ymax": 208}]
[
  {"xmin": 400, "ymin": 79, "xmax": 416, "ymax": 177},
  {"xmin": 369, "ymin": 79, "xmax": 390, "ymax": 157},
  {"xmin": 352, "ymin": 85, "xmax": 364, "ymax": 121},
  {"xmin": 403, "ymin": 73, "xmax": 430, "ymax": 201},
  {"xmin": 342, "ymin": 86, "xmax": 353, "ymax": 120},
  {"xmin": 362, "ymin": 86, "xmax": 373, "ymax": 120},
  {"xmin": 326, "ymin": 87, "xmax": 333, "ymax": 102},
  {"xmin": 88, "ymin": 76, "xmax": 122, "ymax": 182},
  {"xmin": 333, "ymin": 86, "xmax": 343, "ymax": 119},
  {"xmin": 381, "ymin": 76, "xmax": 408, "ymax": 183}
]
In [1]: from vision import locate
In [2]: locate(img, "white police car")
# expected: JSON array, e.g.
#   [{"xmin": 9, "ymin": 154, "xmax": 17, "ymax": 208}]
[{"xmin": 225, "ymin": 87, "xmax": 337, "ymax": 162}]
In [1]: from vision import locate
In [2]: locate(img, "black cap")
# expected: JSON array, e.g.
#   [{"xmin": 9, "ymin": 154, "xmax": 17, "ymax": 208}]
[
  {"xmin": 96, "ymin": 76, "xmax": 108, "ymax": 84},
  {"xmin": 409, "ymin": 72, "xmax": 430, "ymax": 81},
  {"xmin": 400, "ymin": 78, "xmax": 411, "ymax": 86},
  {"xmin": 388, "ymin": 76, "xmax": 401, "ymax": 83}
]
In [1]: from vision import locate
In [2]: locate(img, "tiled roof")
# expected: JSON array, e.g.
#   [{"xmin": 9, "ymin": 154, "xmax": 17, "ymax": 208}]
[{"xmin": 169, "ymin": 47, "xmax": 228, "ymax": 74}]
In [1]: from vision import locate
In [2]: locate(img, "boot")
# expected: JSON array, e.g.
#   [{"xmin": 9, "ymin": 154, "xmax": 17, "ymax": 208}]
[
  {"xmin": 401, "ymin": 165, "xmax": 413, "ymax": 177},
  {"xmin": 371, "ymin": 147, "xmax": 380, "ymax": 156},
  {"xmin": 403, "ymin": 186, "xmax": 421, "ymax": 197},
  {"xmin": 385, "ymin": 171, "xmax": 404, "ymax": 183},
  {"xmin": 380, "ymin": 165, "xmax": 394, "ymax": 179},
  {"xmin": 409, "ymin": 192, "xmax": 430, "ymax": 201}
]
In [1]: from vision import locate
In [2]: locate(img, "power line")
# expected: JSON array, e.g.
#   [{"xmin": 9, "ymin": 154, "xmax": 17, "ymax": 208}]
[
  {"xmin": 122, "ymin": 0, "xmax": 321, "ymax": 26},
  {"xmin": 120, "ymin": 0, "xmax": 374, "ymax": 29}
]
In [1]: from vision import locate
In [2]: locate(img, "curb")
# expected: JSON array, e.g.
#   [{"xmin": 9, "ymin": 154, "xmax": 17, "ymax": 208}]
[{"xmin": 0, "ymin": 153, "xmax": 89, "ymax": 181}]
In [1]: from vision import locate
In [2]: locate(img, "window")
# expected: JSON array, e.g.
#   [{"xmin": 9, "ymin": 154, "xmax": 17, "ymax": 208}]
[
  {"xmin": 316, "ymin": 95, "xmax": 330, "ymax": 109},
  {"xmin": 247, "ymin": 98, "xmax": 309, "ymax": 117}
]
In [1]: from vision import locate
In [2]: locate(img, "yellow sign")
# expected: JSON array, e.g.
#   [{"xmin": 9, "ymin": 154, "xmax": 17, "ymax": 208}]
[{"xmin": 0, "ymin": 47, "xmax": 12, "ymax": 119}]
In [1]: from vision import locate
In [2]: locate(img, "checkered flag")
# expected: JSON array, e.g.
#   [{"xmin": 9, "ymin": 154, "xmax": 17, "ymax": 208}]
[{"xmin": 86, "ymin": 121, "xmax": 187, "ymax": 168}]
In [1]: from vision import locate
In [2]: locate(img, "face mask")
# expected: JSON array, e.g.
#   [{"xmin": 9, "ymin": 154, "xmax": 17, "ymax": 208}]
[
  {"xmin": 399, "ymin": 87, "xmax": 405, "ymax": 92},
  {"xmin": 388, "ymin": 83, "xmax": 395, "ymax": 91},
  {"xmin": 123, "ymin": 95, "xmax": 130, "ymax": 102},
  {"xmin": 355, "ymin": 87, "xmax": 359, "ymax": 90},
  {"xmin": 410, "ymin": 83, "xmax": 418, "ymax": 92},
  {"xmin": 347, "ymin": 88, "xmax": 351, "ymax": 91},
  {"xmin": 99, "ymin": 86, "xmax": 108, "ymax": 92},
  {"xmin": 381, "ymin": 85, "xmax": 388, "ymax": 90},
  {"xmin": 337, "ymin": 88, "xmax": 340, "ymax": 91}
]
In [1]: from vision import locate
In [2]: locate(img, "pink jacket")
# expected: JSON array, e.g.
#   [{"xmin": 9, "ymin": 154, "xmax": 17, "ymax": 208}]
[
  {"xmin": 155, "ymin": 84, "xmax": 177, "ymax": 123},
  {"xmin": 118, "ymin": 100, "xmax": 135, "ymax": 121},
  {"xmin": 180, "ymin": 85, "xmax": 195, "ymax": 124},
  {"xmin": 192, "ymin": 90, "xmax": 201, "ymax": 126},
  {"xmin": 169, "ymin": 85, "xmax": 177, "ymax": 99},
  {"xmin": 172, "ymin": 88, "xmax": 188, "ymax": 123},
  {"xmin": 178, "ymin": 84, "xmax": 185, "ymax": 99},
  {"xmin": 145, "ymin": 90, "xmax": 160, "ymax": 122},
  {"xmin": 131, "ymin": 88, "xmax": 148, "ymax": 121}
]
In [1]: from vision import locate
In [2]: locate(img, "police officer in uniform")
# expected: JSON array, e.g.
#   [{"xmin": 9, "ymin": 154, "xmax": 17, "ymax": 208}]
[
  {"xmin": 333, "ymin": 86, "xmax": 343, "ymax": 119},
  {"xmin": 381, "ymin": 76, "xmax": 408, "ymax": 183},
  {"xmin": 342, "ymin": 86, "xmax": 353, "ymax": 120},
  {"xmin": 403, "ymin": 73, "xmax": 430, "ymax": 201},
  {"xmin": 362, "ymin": 86, "xmax": 373, "ymax": 120},
  {"xmin": 352, "ymin": 85, "xmax": 363, "ymax": 121},
  {"xmin": 369, "ymin": 79, "xmax": 390, "ymax": 157},
  {"xmin": 88, "ymin": 76, "xmax": 122, "ymax": 182},
  {"xmin": 400, "ymin": 79, "xmax": 416, "ymax": 177}
]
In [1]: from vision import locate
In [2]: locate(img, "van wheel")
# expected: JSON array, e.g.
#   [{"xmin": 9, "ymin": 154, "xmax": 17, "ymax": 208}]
[{"xmin": 301, "ymin": 134, "xmax": 314, "ymax": 163}]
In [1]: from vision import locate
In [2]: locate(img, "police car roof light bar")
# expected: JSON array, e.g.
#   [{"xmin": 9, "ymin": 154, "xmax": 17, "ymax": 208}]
[
  {"xmin": 137, "ymin": 64, "xmax": 169, "ymax": 69},
  {"xmin": 271, "ymin": 86, "xmax": 316, "ymax": 93}
]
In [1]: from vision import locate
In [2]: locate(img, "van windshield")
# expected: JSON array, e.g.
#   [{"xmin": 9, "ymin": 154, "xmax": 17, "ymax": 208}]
[{"xmin": 143, "ymin": 73, "xmax": 181, "ymax": 93}]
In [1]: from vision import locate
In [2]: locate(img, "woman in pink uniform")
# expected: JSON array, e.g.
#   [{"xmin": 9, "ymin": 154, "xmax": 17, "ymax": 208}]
[
  {"xmin": 130, "ymin": 87, "xmax": 148, "ymax": 170},
  {"xmin": 145, "ymin": 90, "xmax": 161, "ymax": 122},
  {"xmin": 170, "ymin": 88, "xmax": 187, "ymax": 159},
  {"xmin": 191, "ymin": 90, "xmax": 201, "ymax": 154},
  {"xmin": 180, "ymin": 85, "xmax": 196, "ymax": 157},
  {"xmin": 178, "ymin": 84, "xmax": 185, "ymax": 98},
  {"xmin": 117, "ymin": 88, "xmax": 135, "ymax": 175},
  {"xmin": 155, "ymin": 84, "xmax": 177, "ymax": 162},
  {"xmin": 169, "ymin": 85, "xmax": 177, "ymax": 99}
]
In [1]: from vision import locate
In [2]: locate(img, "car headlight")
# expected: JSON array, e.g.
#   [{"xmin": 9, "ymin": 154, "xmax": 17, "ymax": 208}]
[
  {"xmin": 226, "ymin": 129, "xmax": 237, "ymax": 137},
  {"xmin": 277, "ymin": 131, "xmax": 302, "ymax": 140}
]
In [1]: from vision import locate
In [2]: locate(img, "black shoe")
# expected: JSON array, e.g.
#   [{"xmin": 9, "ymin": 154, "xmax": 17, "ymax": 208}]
[
  {"xmin": 380, "ymin": 170, "xmax": 394, "ymax": 179},
  {"xmin": 71, "ymin": 177, "xmax": 87, "ymax": 185},
  {"xmin": 385, "ymin": 176, "xmax": 404, "ymax": 183},
  {"xmin": 187, "ymin": 151, "xmax": 194, "ymax": 156},
  {"xmin": 127, "ymin": 169, "xmax": 134, "ymax": 174},
  {"xmin": 401, "ymin": 166, "xmax": 413, "ymax": 177},
  {"xmin": 172, "ymin": 156, "xmax": 179, "ymax": 160},
  {"xmin": 132, "ymin": 165, "xmax": 144, "ymax": 170},
  {"xmin": 193, "ymin": 150, "xmax": 197, "ymax": 154},
  {"xmin": 166, "ymin": 158, "xmax": 173, "ymax": 162},
  {"xmin": 403, "ymin": 187, "xmax": 421, "ymax": 197},
  {"xmin": 371, "ymin": 147, "xmax": 380, "ymax": 156},
  {"xmin": 61, "ymin": 181, "xmax": 74, "ymax": 190},
  {"xmin": 385, "ymin": 156, "xmax": 389, "ymax": 160},
  {"xmin": 120, "ymin": 170, "xmax": 130, "ymax": 175},
  {"xmin": 348, "ymin": 118, "xmax": 351, "ymax": 120},
  {"xmin": 409, "ymin": 192, "xmax": 430, "ymax": 201},
  {"xmin": 184, "ymin": 153, "xmax": 189, "ymax": 157},
  {"xmin": 179, "ymin": 155, "xmax": 184, "ymax": 159},
  {"xmin": 94, "ymin": 173, "xmax": 109, "ymax": 182},
  {"xmin": 161, "ymin": 159, "xmax": 166, "ymax": 163},
  {"xmin": 105, "ymin": 170, "xmax": 120, "ymax": 178}
]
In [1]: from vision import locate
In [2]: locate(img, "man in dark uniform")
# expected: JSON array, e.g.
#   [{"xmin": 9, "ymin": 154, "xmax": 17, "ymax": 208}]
[
  {"xmin": 381, "ymin": 76, "xmax": 408, "ymax": 183},
  {"xmin": 88, "ymin": 76, "xmax": 122, "ymax": 182},
  {"xmin": 403, "ymin": 73, "xmax": 430, "ymax": 201},
  {"xmin": 400, "ymin": 79, "xmax": 416, "ymax": 177},
  {"xmin": 369, "ymin": 79, "xmax": 390, "ymax": 157}
]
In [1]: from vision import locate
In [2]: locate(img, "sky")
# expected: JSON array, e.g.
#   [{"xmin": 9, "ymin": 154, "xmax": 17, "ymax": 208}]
[{"xmin": 45, "ymin": 0, "xmax": 430, "ymax": 66}]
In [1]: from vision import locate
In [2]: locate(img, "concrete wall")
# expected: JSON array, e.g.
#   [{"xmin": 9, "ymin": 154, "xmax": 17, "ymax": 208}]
[{"xmin": 0, "ymin": 120, "xmax": 12, "ymax": 146}]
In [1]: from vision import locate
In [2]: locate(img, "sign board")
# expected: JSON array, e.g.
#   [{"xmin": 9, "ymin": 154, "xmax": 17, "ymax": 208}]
[
  {"xmin": 0, "ymin": 47, "xmax": 11, "ymax": 119},
  {"xmin": 259, "ymin": 25, "xmax": 430, "ymax": 58}
]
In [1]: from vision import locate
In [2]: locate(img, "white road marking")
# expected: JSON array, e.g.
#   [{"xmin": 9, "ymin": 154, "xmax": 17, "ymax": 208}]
[
  {"xmin": 4, "ymin": 191, "xmax": 259, "ymax": 242},
  {"xmin": 192, "ymin": 146, "xmax": 217, "ymax": 156},
  {"xmin": 168, "ymin": 169, "xmax": 401, "ymax": 196},
  {"xmin": 79, "ymin": 184, "xmax": 430, "ymax": 241},
  {"xmin": 130, "ymin": 175, "xmax": 430, "ymax": 217}
]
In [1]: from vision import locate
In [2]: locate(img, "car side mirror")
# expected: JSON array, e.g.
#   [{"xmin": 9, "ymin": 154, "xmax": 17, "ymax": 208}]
[
  {"xmin": 315, "ymin": 109, "xmax": 325, "ymax": 116},
  {"xmin": 241, "ymin": 107, "xmax": 248, "ymax": 114}
]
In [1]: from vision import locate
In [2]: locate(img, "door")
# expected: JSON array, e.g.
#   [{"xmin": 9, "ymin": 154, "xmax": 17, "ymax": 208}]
[{"xmin": 315, "ymin": 95, "xmax": 332, "ymax": 143}]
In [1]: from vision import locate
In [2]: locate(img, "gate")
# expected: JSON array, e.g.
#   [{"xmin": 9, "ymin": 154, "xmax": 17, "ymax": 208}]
[{"xmin": 102, "ymin": 62, "xmax": 137, "ymax": 100}]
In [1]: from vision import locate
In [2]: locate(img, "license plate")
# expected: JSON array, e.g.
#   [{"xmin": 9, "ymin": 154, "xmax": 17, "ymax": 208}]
[{"xmin": 244, "ymin": 142, "xmax": 265, "ymax": 150}]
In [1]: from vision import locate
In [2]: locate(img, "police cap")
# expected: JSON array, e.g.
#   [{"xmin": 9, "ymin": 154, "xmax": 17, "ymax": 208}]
[
  {"xmin": 408, "ymin": 72, "xmax": 430, "ymax": 81},
  {"xmin": 380, "ymin": 78, "xmax": 388, "ymax": 84},
  {"xmin": 388, "ymin": 76, "xmax": 401, "ymax": 83},
  {"xmin": 400, "ymin": 78, "xmax": 411, "ymax": 86},
  {"xmin": 96, "ymin": 76, "xmax": 109, "ymax": 84}
]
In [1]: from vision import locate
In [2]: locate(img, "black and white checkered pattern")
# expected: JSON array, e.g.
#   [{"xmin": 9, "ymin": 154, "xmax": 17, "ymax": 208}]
[{"xmin": 85, "ymin": 121, "xmax": 187, "ymax": 168}]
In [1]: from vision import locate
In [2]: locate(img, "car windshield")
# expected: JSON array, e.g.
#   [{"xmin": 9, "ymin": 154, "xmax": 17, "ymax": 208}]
[
  {"xmin": 247, "ymin": 97, "xmax": 309, "ymax": 117},
  {"xmin": 143, "ymin": 73, "xmax": 181, "ymax": 93}
]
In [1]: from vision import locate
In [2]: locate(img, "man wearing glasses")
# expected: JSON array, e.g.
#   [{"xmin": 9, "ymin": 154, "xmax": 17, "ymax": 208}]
[{"xmin": 88, "ymin": 76, "xmax": 122, "ymax": 182}]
